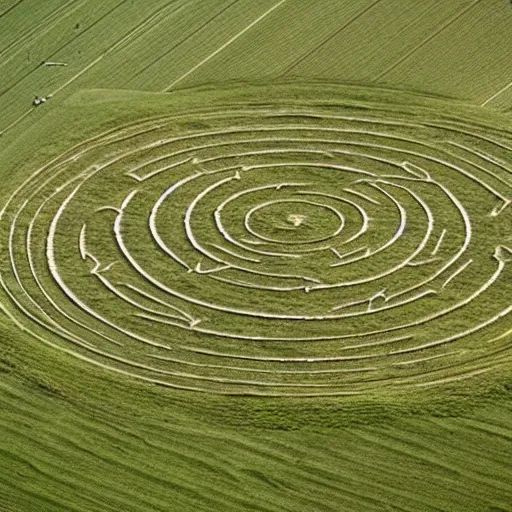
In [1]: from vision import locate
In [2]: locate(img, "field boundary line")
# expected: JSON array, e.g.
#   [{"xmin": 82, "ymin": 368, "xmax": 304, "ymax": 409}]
[
  {"xmin": 162, "ymin": 0, "xmax": 286, "ymax": 92},
  {"xmin": 481, "ymin": 79, "xmax": 512, "ymax": 107},
  {"xmin": 281, "ymin": 0, "xmax": 383, "ymax": 76},
  {"xmin": 374, "ymin": 0, "xmax": 483, "ymax": 81}
]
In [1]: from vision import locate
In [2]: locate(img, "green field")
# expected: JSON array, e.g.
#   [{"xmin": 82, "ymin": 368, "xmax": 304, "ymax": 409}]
[{"xmin": 1, "ymin": 1, "xmax": 511, "ymax": 511}]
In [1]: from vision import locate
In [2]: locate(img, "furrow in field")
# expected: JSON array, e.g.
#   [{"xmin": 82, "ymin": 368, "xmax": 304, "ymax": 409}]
[
  {"xmin": 162, "ymin": 0, "xmax": 287, "ymax": 91},
  {"xmin": 0, "ymin": 0, "xmax": 23, "ymax": 19},
  {"xmin": 127, "ymin": 0, "xmax": 241, "ymax": 85}
]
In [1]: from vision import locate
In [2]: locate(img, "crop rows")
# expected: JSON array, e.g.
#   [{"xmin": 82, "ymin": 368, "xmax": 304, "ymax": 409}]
[
  {"xmin": 2, "ymin": 0, "xmax": 512, "ymax": 144},
  {"xmin": 0, "ymin": 96, "xmax": 510, "ymax": 396}
]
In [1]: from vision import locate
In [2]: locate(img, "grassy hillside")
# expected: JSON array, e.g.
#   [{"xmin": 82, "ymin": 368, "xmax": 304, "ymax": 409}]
[{"xmin": 0, "ymin": 2, "xmax": 511, "ymax": 511}]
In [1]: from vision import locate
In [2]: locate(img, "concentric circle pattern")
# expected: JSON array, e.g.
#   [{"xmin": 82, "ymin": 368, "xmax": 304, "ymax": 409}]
[{"xmin": 1, "ymin": 94, "xmax": 511, "ymax": 396}]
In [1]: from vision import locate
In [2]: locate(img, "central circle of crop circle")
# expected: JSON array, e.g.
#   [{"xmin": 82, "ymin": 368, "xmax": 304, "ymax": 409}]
[{"xmin": 245, "ymin": 199, "xmax": 345, "ymax": 244}]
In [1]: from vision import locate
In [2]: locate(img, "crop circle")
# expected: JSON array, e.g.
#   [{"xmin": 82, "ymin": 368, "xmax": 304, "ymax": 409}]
[{"xmin": 1, "ymin": 87, "xmax": 511, "ymax": 396}]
